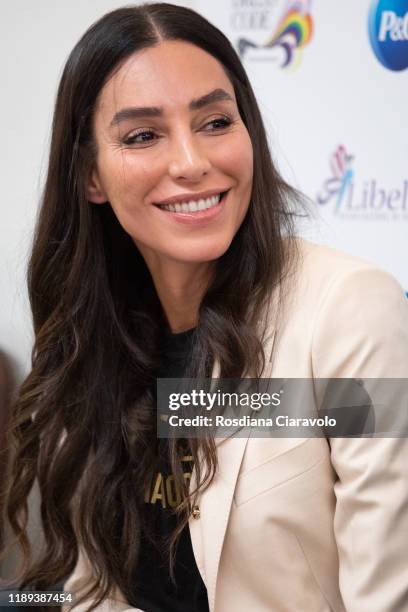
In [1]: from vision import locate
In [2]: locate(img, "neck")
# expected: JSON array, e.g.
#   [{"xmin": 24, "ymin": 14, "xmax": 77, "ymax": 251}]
[{"xmin": 141, "ymin": 254, "xmax": 214, "ymax": 333}]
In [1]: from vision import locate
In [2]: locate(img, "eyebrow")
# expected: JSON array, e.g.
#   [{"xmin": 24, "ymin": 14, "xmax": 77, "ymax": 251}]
[{"xmin": 109, "ymin": 88, "xmax": 234, "ymax": 127}]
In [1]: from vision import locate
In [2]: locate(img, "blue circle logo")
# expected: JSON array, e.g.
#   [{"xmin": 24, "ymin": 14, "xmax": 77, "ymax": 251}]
[{"xmin": 368, "ymin": 0, "xmax": 408, "ymax": 71}]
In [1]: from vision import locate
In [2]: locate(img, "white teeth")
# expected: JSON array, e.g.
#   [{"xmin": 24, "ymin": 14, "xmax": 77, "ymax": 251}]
[{"xmin": 159, "ymin": 193, "xmax": 222, "ymax": 213}]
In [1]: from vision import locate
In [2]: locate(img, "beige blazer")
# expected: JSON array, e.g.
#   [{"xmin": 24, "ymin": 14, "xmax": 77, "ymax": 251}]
[{"xmin": 63, "ymin": 239, "xmax": 408, "ymax": 612}]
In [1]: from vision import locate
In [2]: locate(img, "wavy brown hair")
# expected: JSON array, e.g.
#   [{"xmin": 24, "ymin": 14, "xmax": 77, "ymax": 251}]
[{"xmin": 1, "ymin": 3, "xmax": 303, "ymax": 610}]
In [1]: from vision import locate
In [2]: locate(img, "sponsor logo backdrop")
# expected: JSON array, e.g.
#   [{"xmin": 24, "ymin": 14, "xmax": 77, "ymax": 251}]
[{"xmin": 192, "ymin": 0, "xmax": 408, "ymax": 289}]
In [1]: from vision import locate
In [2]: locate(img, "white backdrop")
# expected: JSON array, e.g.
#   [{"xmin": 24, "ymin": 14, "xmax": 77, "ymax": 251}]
[
  {"xmin": 194, "ymin": 0, "xmax": 408, "ymax": 288},
  {"xmin": 0, "ymin": 0, "xmax": 407, "ymax": 581},
  {"xmin": 1, "ymin": 0, "xmax": 407, "ymax": 383},
  {"xmin": 0, "ymin": 0, "xmax": 197, "ymax": 578},
  {"xmin": 0, "ymin": 0, "xmax": 195, "ymax": 382}
]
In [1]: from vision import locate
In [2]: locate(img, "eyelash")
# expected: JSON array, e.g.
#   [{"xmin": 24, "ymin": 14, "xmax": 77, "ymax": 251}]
[{"xmin": 122, "ymin": 116, "xmax": 234, "ymax": 146}]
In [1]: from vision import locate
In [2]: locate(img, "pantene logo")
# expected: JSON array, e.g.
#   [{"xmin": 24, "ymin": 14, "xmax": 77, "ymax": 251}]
[{"xmin": 368, "ymin": 0, "xmax": 408, "ymax": 71}]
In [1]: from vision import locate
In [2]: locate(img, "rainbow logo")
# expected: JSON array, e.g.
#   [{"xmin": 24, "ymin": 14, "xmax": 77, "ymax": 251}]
[{"xmin": 238, "ymin": 1, "xmax": 314, "ymax": 68}]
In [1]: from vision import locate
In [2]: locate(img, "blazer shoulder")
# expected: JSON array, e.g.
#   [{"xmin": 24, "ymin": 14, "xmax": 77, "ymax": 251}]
[
  {"xmin": 296, "ymin": 237, "xmax": 383, "ymax": 275},
  {"xmin": 291, "ymin": 237, "xmax": 404, "ymax": 300},
  {"xmin": 272, "ymin": 238, "xmax": 407, "ymax": 362},
  {"xmin": 290, "ymin": 240, "xmax": 408, "ymax": 378}
]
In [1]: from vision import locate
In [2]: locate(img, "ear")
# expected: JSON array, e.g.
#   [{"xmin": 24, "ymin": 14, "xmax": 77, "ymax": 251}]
[{"xmin": 86, "ymin": 165, "xmax": 108, "ymax": 204}]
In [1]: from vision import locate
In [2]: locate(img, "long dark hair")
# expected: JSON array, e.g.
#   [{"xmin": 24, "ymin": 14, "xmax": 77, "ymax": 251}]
[{"xmin": 1, "ymin": 3, "xmax": 302, "ymax": 609}]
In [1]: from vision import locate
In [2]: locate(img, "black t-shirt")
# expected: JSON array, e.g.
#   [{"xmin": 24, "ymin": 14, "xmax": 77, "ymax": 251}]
[{"xmin": 130, "ymin": 328, "xmax": 209, "ymax": 612}]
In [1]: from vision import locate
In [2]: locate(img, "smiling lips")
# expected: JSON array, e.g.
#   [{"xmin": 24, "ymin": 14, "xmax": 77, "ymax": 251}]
[
  {"xmin": 154, "ymin": 187, "xmax": 229, "ymax": 210},
  {"xmin": 155, "ymin": 190, "xmax": 229, "ymax": 225},
  {"xmin": 158, "ymin": 193, "xmax": 222, "ymax": 213}
]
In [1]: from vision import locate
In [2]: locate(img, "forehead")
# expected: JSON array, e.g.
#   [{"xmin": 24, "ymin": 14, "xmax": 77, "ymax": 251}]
[{"xmin": 96, "ymin": 40, "xmax": 235, "ymax": 113}]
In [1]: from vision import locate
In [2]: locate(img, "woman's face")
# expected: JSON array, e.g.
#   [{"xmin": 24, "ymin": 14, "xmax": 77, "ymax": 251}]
[{"xmin": 88, "ymin": 40, "xmax": 254, "ymax": 268}]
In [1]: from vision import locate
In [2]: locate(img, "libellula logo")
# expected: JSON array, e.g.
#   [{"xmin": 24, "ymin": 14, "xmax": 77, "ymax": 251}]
[
  {"xmin": 368, "ymin": 0, "xmax": 408, "ymax": 71},
  {"xmin": 317, "ymin": 146, "xmax": 408, "ymax": 220},
  {"xmin": 236, "ymin": 0, "xmax": 313, "ymax": 68}
]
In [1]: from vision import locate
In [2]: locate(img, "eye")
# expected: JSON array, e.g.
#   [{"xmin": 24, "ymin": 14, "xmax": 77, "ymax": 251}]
[
  {"xmin": 203, "ymin": 116, "xmax": 233, "ymax": 131},
  {"xmin": 122, "ymin": 129, "xmax": 158, "ymax": 146},
  {"xmin": 122, "ymin": 116, "xmax": 234, "ymax": 147}
]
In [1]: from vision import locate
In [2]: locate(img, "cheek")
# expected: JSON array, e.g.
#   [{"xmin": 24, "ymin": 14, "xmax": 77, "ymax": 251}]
[
  {"xmin": 224, "ymin": 133, "xmax": 253, "ymax": 185},
  {"xmin": 97, "ymin": 151, "xmax": 158, "ymax": 203},
  {"xmin": 242, "ymin": 134, "xmax": 254, "ymax": 178}
]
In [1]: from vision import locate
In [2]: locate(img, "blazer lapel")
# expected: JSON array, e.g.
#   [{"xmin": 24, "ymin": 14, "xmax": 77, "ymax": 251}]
[
  {"xmin": 189, "ymin": 322, "xmax": 277, "ymax": 609},
  {"xmin": 189, "ymin": 434, "xmax": 250, "ymax": 611}
]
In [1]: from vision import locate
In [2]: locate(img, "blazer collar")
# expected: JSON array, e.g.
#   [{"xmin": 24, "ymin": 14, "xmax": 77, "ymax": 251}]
[
  {"xmin": 213, "ymin": 322, "xmax": 277, "ymax": 447},
  {"xmin": 189, "ymin": 434, "xmax": 250, "ymax": 611},
  {"xmin": 189, "ymin": 325, "xmax": 276, "ymax": 610}
]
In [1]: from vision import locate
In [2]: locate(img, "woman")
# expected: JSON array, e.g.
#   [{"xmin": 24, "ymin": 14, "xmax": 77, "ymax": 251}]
[{"xmin": 2, "ymin": 3, "xmax": 408, "ymax": 612}]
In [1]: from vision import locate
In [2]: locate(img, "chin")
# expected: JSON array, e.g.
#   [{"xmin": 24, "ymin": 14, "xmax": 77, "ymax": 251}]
[{"xmin": 173, "ymin": 239, "xmax": 233, "ymax": 264}]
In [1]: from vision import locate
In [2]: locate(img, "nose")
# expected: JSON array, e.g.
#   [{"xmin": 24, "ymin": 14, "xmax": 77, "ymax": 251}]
[{"xmin": 167, "ymin": 132, "xmax": 211, "ymax": 181}]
